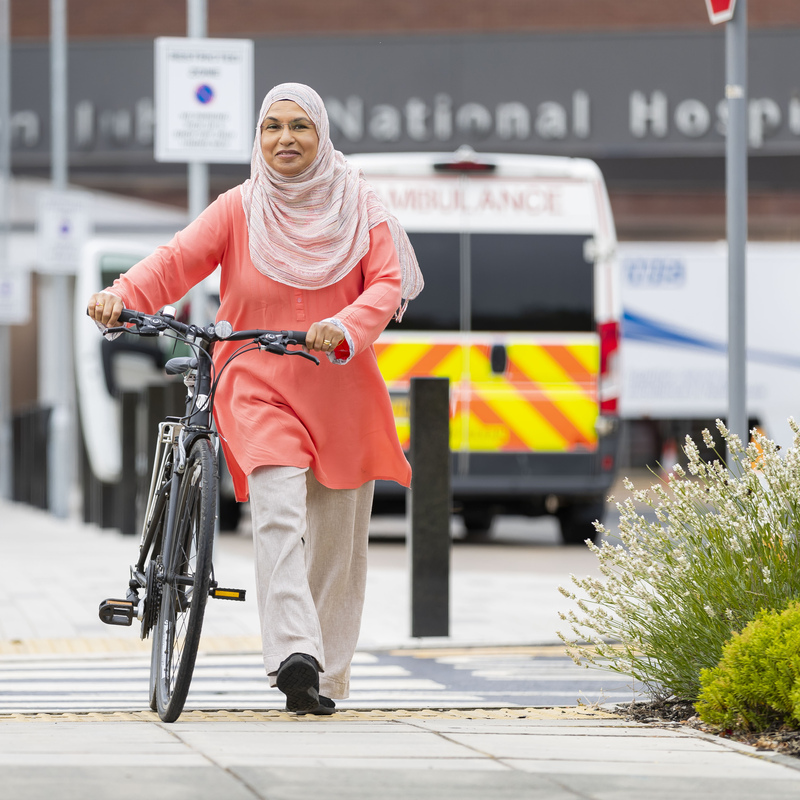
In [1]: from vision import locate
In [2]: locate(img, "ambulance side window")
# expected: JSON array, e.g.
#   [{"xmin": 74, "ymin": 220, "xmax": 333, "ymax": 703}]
[
  {"xmin": 470, "ymin": 233, "xmax": 593, "ymax": 332},
  {"xmin": 387, "ymin": 233, "xmax": 460, "ymax": 331}
]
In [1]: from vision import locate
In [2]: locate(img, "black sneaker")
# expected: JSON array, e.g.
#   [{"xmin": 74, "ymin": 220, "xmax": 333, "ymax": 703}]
[
  {"xmin": 296, "ymin": 695, "xmax": 337, "ymax": 716},
  {"xmin": 276, "ymin": 653, "xmax": 320, "ymax": 713}
]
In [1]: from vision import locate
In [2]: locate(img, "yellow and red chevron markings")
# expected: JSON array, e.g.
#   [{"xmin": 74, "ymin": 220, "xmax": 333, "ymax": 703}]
[{"xmin": 375, "ymin": 337, "xmax": 599, "ymax": 453}]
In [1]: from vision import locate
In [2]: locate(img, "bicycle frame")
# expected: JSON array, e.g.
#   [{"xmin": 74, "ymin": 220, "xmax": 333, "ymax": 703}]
[{"xmin": 133, "ymin": 354, "xmax": 216, "ymax": 606}]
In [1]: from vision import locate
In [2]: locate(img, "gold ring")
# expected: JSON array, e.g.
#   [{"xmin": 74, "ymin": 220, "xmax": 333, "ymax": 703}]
[
  {"xmin": 323, "ymin": 339, "xmax": 332, "ymax": 346},
  {"xmin": 96, "ymin": 302, "xmax": 104, "ymax": 307}
]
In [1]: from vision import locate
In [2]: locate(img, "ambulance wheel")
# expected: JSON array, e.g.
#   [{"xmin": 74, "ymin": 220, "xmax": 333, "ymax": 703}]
[
  {"xmin": 461, "ymin": 505, "xmax": 495, "ymax": 541},
  {"xmin": 557, "ymin": 500, "xmax": 603, "ymax": 546}
]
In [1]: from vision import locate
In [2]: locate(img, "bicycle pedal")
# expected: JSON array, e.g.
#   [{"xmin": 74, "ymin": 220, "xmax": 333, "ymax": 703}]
[
  {"xmin": 209, "ymin": 587, "xmax": 246, "ymax": 601},
  {"xmin": 98, "ymin": 598, "xmax": 136, "ymax": 626}
]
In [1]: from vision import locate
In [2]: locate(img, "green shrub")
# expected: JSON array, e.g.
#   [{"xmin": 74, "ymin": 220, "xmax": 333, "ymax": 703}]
[
  {"xmin": 558, "ymin": 420, "xmax": 800, "ymax": 701},
  {"xmin": 696, "ymin": 602, "xmax": 800, "ymax": 731}
]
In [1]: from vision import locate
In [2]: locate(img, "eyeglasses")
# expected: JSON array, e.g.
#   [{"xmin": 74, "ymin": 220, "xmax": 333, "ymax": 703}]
[{"xmin": 261, "ymin": 120, "xmax": 315, "ymax": 134}]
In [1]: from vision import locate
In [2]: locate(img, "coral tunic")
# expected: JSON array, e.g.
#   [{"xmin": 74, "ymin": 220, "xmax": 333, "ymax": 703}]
[{"xmin": 108, "ymin": 186, "xmax": 411, "ymax": 501}]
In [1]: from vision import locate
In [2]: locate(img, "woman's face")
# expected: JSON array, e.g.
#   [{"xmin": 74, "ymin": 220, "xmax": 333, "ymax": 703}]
[{"xmin": 260, "ymin": 100, "xmax": 319, "ymax": 177}]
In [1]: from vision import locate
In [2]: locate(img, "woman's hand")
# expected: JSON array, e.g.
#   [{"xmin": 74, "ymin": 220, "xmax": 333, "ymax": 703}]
[
  {"xmin": 305, "ymin": 320, "xmax": 344, "ymax": 353},
  {"xmin": 87, "ymin": 291, "xmax": 124, "ymax": 327}
]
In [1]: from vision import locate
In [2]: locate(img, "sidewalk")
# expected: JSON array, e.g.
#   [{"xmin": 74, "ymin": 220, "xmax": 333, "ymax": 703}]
[
  {"xmin": 2, "ymin": 498, "xmax": 799, "ymax": 799},
  {"xmin": 2, "ymin": 711, "xmax": 799, "ymax": 800},
  {"xmin": 0, "ymin": 498, "xmax": 601, "ymax": 653}
]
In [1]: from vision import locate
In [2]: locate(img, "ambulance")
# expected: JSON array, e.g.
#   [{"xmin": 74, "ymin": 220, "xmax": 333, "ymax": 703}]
[{"xmin": 347, "ymin": 147, "xmax": 621, "ymax": 543}]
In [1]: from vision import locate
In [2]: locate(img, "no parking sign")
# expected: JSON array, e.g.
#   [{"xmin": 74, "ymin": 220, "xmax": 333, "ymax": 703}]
[{"xmin": 155, "ymin": 37, "xmax": 254, "ymax": 163}]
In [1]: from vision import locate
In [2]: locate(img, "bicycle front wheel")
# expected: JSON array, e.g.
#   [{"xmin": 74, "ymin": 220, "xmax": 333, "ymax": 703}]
[{"xmin": 154, "ymin": 438, "xmax": 217, "ymax": 722}]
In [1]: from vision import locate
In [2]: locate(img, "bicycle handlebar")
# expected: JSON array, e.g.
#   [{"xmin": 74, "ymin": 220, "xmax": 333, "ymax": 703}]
[
  {"xmin": 92, "ymin": 306, "xmax": 318, "ymax": 428},
  {"xmin": 111, "ymin": 307, "xmax": 309, "ymax": 350}
]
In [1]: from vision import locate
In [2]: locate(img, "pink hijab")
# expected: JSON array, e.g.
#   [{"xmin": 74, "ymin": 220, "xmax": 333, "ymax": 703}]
[{"xmin": 241, "ymin": 82, "xmax": 422, "ymax": 318}]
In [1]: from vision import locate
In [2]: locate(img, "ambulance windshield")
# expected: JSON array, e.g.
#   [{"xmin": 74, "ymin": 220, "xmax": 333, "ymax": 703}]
[{"xmin": 391, "ymin": 232, "xmax": 593, "ymax": 333}]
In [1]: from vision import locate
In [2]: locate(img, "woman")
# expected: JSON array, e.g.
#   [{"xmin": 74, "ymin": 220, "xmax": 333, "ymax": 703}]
[{"xmin": 88, "ymin": 82, "xmax": 422, "ymax": 715}]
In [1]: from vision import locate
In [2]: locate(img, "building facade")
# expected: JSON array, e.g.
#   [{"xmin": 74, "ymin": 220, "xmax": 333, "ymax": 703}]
[{"xmin": 9, "ymin": 1, "xmax": 800, "ymax": 240}]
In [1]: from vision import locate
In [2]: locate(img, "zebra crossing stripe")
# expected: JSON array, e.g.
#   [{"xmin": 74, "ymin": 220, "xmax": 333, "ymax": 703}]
[{"xmin": 0, "ymin": 649, "xmax": 643, "ymax": 714}]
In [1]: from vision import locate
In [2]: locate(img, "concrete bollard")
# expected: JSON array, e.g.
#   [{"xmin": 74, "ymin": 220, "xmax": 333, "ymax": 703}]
[{"xmin": 408, "ymin": 376, "xmax": 451, "ymax": 638}]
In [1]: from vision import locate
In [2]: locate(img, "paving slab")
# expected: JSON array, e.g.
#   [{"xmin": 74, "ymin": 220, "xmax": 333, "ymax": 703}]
[
  {"xmin": 171, "ymin": 726, "xmax": 473, "ymax": 761},
  {"xmin": 0, "ymin": 717, "xmax": 798, "ymax": 800},
  {"xmin": 547, "ymin": 774, "xmax": 800, "ymax": 800},
  {"xmin": 445, "ymin": 731, "xmax": 731, "ymax": 758},
  {"xmin": 233, "ymin": 767, "xmax": 577, "ymax": 799},
  {"xmin": 1, "ymin": 766, "xmax": 258, "ymax": 800}
]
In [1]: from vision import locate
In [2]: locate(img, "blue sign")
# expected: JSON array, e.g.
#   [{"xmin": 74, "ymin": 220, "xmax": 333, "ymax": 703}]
[{"xmin": 623, "ymin": 257, "xmax": 686, "ymax": 288}]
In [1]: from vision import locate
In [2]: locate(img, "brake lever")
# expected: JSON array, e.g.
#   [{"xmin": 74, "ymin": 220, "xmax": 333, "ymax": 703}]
[
  {"xmin": 104, "ymin": 316, "xmax": 163, "ymax": 337},
  {"xmin": 104, "ymin": 324, "xmax": 159, "ymax": 336},
  {"xmin": 288, "ymin": 349, "xmax": 320, "ymax": 366}
]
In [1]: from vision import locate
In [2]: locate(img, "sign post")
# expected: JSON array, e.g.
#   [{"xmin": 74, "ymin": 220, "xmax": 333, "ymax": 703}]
[
  {"xmin": 186, "ymin": 0, "xmax": 209, "ymax": 231},
  {"xmin": 725, "ymin": 0, "xmax": 749, "ymax": 455},
  {"xmin": 37, "ymin": 0, "xmax": 75, "ymax": 518},
  {"xmin": 706, "ymin": 0, "xmax": 748, "ymax": 455},
  {"xmin": 0, "ymin": 0, "xmax": 10, "ymax": 499}
]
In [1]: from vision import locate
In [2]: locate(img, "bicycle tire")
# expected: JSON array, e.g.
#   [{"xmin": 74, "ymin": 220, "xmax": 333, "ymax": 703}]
[
  {"xmin": 148, "ymin": 636, "xmax": 159, "ymax": 711},
  {"xmin": 153, "ymin": 438, "xmax": 217, "ymax": 722}
]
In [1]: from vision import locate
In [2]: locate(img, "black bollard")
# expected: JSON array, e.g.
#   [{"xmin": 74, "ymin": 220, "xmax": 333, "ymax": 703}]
[
  {"xmin": 117, "ymin": 391, "xmax": 139, "ymax": 535},
  {"xmin": 408, "ymin": 376, "xmax": 451, "ymax": 638},
  {"xmin": 143, "ymin": 385, "xmax": 167, "ymax": 492}
]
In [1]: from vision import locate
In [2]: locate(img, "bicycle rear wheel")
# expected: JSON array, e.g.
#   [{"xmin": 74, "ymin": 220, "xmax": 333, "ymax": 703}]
[{"xmin": 154, "ymin": 438, "xmax": 217, "ymax": 722}]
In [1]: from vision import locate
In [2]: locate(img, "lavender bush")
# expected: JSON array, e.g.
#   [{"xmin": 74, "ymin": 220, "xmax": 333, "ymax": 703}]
[{"xmin": 558, "ymin": 419, "xmax": 800, "ymax": 701}]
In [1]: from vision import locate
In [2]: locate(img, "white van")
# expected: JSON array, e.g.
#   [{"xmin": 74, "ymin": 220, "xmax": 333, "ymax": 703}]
[
  {"xmin": 618, "ymin": 240, "xmax": 800, "ymax": 455},
  {"xmin": 74, "ymin": 239, "xmax": 168, "ymax": 486},
  {"xmin": 74, "ymin": 239, "xmax": 240, "ymax": 529},
  {"xmin": 347, "ymin": 147, "xmax": 621, "ymax": 543}
]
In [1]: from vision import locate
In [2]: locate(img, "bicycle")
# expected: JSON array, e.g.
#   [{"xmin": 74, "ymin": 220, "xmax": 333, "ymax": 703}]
[{"xmin": 97, "ymin": 305, "xmax": 318, "ymax": 722}]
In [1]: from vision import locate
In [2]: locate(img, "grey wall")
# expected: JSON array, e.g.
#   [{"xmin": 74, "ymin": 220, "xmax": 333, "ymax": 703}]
[{"xmin": 9, "ymin": 28, "xmax": 800, "ymax": 172}]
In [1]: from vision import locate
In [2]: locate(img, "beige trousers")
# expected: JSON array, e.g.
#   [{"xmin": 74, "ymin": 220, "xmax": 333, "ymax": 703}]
[{"xmin": 247, "ymin": 465, "xmax": 374, "ymax": 699}]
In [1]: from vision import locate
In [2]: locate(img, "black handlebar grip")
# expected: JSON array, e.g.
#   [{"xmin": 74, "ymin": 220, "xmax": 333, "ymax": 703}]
[
  {"xmin": 117, "ymin": 308, "xmax": 141, "ymax": 324},
  {"xmin": 287, "ymin": 330, "xmax": 307, "ymax": 346}
]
